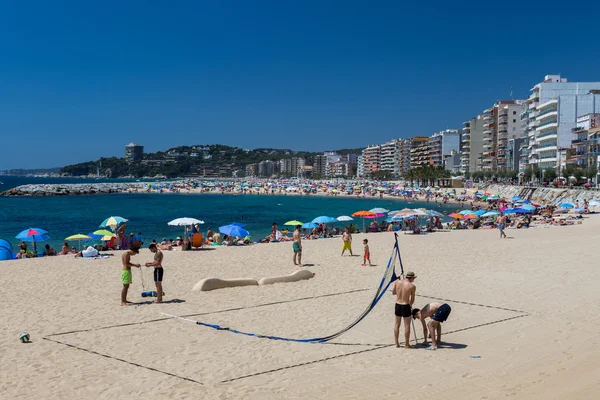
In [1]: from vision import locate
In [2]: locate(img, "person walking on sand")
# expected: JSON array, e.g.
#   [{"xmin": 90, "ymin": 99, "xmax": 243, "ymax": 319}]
[
  {"xmin": 497, "ymin": 212, "xmax": 507, "ymax": 239},
  {"xmin": 292, "ymin": 224, "xmax": 302, "ymax": 266},
  {"xmin": 362, "ymin": 239, "xmax": 372, "ymax": 266},
  {"xmin": 341, "ymin": 227, "xmax": 353, "ymax": 256},
  {"xmin": 412, "ymin": 302, "xmax": 452, "ymax": 350},
  {"xmin": 392, "ymin": 271, "xmax": 417, "ymax": 348},
  {"xmin": 145, "ymin": 243, "xmax": 164, "ymax": 303},
  {"xmin": 121, "ymin": 245, "xmax": 141, "ymax": 306}
]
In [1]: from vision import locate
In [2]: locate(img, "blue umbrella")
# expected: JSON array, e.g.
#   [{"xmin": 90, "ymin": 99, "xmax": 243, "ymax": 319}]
[
  {"xmin": 84, "ymin": 232, "xmax": 104, "ymax": 241},
  {"xmin": 312, "ymin": 216, "xmax": 336, "ymax": 224},
  {"xmin": 481, "ymin": 211, "xmax": 500, "ymax": 217},
  {"xmin": 513, "ymin": 208, "xmax": 533, "ymax": 214},
  {"xmin": 17, "ymin": 233, "xmax": 50, "ymax": 242},
  {"xmin": 219, "ymin": 224, "xmax": 249, "ymax": 237},
  {"xmin": 521, "ymin": 205, "xmax": 536, "ymax": 211},
  {"xmin": 512, "ymin": 196, "xmax": 522, "ymax": 201},
  {"xmin": 474, "ymin": 210, "xmax": 487, "ymax": 216},
  {"xmin": 560, "ymin": 203, "xmax": 574, "ymax": 209},
  {"xmin": 16, "ymin": 228, "xmax": 49, "ymax": 243},
  {"xmin": 302, "ymin": 222, "xmax": 318, "ymax": 229},
  {"xmin": 459, "ymin": 210, "xmax": 475, "ymax": 215}
]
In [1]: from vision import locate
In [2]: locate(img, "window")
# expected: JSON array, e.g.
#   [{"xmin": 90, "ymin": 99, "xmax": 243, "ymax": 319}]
[
  {"xmin": 513, "ymin": 119, "xmax": 516, "ymax": 123},
  {"xmin": 513, "ymin": 111, "xmax": 516, "ymax": 115}
]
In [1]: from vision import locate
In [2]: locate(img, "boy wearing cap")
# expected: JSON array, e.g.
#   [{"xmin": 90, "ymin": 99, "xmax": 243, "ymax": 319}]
[
  {"xmin": 121, "ymin": 245, "xmax": 141, "ymax": 306},
  {"xmin": 412, "ymin": 302, "xmax": 452, "ymax": 350},
  {"xmin": 392, "ymin": 271, "xmax": 417, "ymax": 348}
]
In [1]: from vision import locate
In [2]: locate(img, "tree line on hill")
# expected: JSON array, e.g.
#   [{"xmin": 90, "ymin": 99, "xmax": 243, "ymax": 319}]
[{"xmin": 60, "ymin": 144, "xmax": 364, "ymax": 178}]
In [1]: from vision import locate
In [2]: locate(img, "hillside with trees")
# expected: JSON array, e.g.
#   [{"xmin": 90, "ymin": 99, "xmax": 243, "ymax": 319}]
[{"xmin": 60, "ymin": 144, "xmax": 364, "ymax": 178}]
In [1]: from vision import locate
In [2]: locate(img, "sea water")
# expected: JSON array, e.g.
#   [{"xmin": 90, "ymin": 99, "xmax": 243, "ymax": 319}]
[{"xmin": 0, "ymin": 190, "xmax": 458, "ymax": 251}]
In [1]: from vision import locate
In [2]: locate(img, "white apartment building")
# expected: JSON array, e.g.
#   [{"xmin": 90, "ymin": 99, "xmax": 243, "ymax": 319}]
[
  {"xmin": 379, "ymin": 140, "xmax": 400, "ymax": 177},
  {"xmin": 461, "ymin": 116, "xmax": 485, "ymax": 173},
  {"xmin": 429, "ymin": 129, "xmax": 460, "ymax": 167},
  {"xmin": 398, "ymin": 139, "xmax": 412, "ymax": 175},
  {"xmin": 523, "ymin": 75, "xmax": 600, "ymax": 171},
  {"xmin": 357, "ymin": 155, "xmax": 365, "ymax": 178},
  {"xmin": 361, "ymin": 145, "xmax": 381, "ymax": 177}
]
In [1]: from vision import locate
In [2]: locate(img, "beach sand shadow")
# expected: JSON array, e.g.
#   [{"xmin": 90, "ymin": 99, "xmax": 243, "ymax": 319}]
[
  {"xmin": 132, "ymin": 299, "xmax": 186, "ymax": 306},
  {"xmin": 414, "ymin": 341, "xmax": 467, "ymax": 350}
]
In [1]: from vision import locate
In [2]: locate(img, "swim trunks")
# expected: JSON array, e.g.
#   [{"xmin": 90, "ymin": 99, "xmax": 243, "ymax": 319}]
[
  {"xmin": 395, "ymin": 303, "xmax": 411, "ymax": 318},
  {"xmin": 498, "ymin": 223, "xmax": 505, "ymax": 230},
  {"xmin": 364, "ymin": 251, "xmax": 370, "ymax": 260},
  {"xmin": 432, "ymin": 303, "xmax": 451, "ymax": 322},
  {"xmin": 293, "ymin": 242, "xmax": 301, "ymax": 253},
  {"xmin": 121, "ymin": 269, "xmax": 132, "ymax": 285},
  {"xmin": 342, "ymin": 241, "xmax": 352, "ymax": 251},
  {"xmin": 154, "ymin": 268, "xmax": 164, "ymax": 282}
]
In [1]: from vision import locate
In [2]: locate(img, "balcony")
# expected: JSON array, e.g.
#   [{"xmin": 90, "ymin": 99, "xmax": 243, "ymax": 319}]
[
  {"xmin": 537, "ymin": 129, "xmax": 557, "ymax": 139},
  {"xmin": 537, "ymin": 120, "xmax": 558, "ymax": 131},
  {"xmin": 537, "ymin": 109, "xmax": 558, "ymax": 120},
  {"xmin": 538, "ymin": 143, "xmax": 557, "ymax": 150},
  {"xmin": 528, "ymin": 120, "xmax": 537, "ymax": 128},
  {"xmin": 537, "ymin": 99, "xmax": 558, "ymax": 111}
]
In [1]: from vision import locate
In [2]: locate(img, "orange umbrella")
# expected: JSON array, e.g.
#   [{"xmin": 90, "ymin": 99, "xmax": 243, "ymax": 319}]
[
  {"xmin": 463, "ymin": 214, "xmax": 479, "ymax": 219},
  {"xmin": 352, "ymin": 210, "xmax": 376, "ymax": 217},
  {"xmin": 449, "ymin": 213, "xmax": 463, "ymax": 219},
  {"xmin": 352, "ymin": 210, "xmax": 376, "ymax": 231}
]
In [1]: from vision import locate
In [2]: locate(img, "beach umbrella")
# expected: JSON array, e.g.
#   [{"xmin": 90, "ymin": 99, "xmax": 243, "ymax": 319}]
[
  {"xmin": 352, "ymin": 210, "xmax": 376, "ymax": 231},
  {"xmin": 302, "ymin": 222, "xmax": 318, "ymax": 229},
  {"xmin": 481, "ymin": 211, "xmax": 500, "ymax": 218},
  {"xmin": 284, "ymin": 220, "xmax": 303, "ymax": 226},
  {"xmin": 312, "ymin": 216, "xmax": 337, "ymax": 224},
  {"xmin": 395, "ymin": 208, "xmax": 417, "ymax": 216},
  {"xmin": 336, "ymin": 216, "xmax": 353, "ymax": 222},
  {"xmin": 424, "ymin": 210, "xmax": 444, "ymax": 217},
  {"xmin": 219, "ymin": 224, "xmax": 249, "ymax": 237},
  {"xmin": 369, "ymin": 207, "xmax": 389, "ymax": 214},
  {"xmin": 100, "ymin": 216, "xmax": 128, "ymax": 230},
  {"xmin": 387, "ymin": 210, "xmax": 401, "ymax": 216},
  {"xmin": 473, "ymin": 210, "xmax": 487, "ymax": 216},
  {"xmin": 513, "ymin": 208, "xmax": 533, "ymax": 214},
  {"xmin": 16, "ymin": 228, "xmax": 50, "ymax": 254},
  {"xmin": 448, "ymin": 213, "xmax": 463, "ymax": 219},
  {"xmin": 65, "ymin": 234, "xmax": 92, "ymax": 251},
  {"xmin": 16, "ymin": 228, "xmax": 48, "ymax": 241},
  {"xmin": 459, "ymin": 210, "xmax": 475, "ymax": 215},
  {"xmin": 463, "ymin": 214, "xmax": 479, "ymax": 219},
  {"xmin": 168, "ymin": 217, "xmax": 204, "ymax": 226},
  {"xmin": 521, "ymin": 205, "xmax": 536, "ymax": 211},
  {"xmin": 560, "ymin": 203, "xmax": 574, "ymax": 209}
]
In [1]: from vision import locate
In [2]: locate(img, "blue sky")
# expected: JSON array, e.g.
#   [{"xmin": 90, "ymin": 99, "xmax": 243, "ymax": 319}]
[{"xmin": 1, "ymin": 1, "xmax": 600, "ymax": 169}]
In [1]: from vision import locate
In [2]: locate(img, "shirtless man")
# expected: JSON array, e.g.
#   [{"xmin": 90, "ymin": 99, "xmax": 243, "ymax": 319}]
[
  {"xmin": 392, "ymin": 271, "xmax": 416, "ymax": 348},
  {"xmin": 145, "ymin": 243, "xmax": 164, "ymax": 303},
  {"xmin": 341, "ymin": 227, "xmax": 353, "ymax": 256},
  {"xmin": 121, "ymin": 245, "xmax": 141, "ymax": 306},
  {"xmin": 496, "ymin": 212, "xmax": 507, "ymax": 239},
  {"xmin": 412, "ymin": 302, "xmax": 452, "ymax": 350},
  {"xmin": 292, "ymin": 224, "xmax": 302, "ymax": 266}
]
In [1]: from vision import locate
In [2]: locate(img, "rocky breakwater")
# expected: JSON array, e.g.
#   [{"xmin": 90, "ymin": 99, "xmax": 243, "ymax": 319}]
[
  {"xmin": 0, "ymin": 182, "xmax": 149, "ymax": 197},
  {"xmin": 483, "ymin": 184, "xmax": 600, "ymax": 205}
]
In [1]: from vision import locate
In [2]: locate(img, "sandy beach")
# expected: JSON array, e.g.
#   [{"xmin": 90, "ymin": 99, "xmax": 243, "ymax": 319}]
[{"xmin": 2, "ymin": 216, "xmax": 599, "ymax": 399}]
